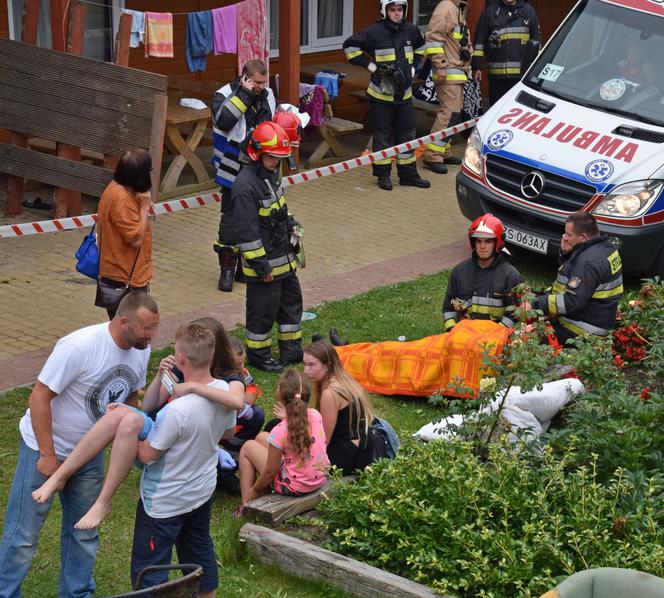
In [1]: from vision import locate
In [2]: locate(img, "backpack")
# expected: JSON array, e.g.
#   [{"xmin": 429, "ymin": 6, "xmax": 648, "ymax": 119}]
[{"xmin": 365, "ymin": 417, "xmax": 400, "ymax": 461}]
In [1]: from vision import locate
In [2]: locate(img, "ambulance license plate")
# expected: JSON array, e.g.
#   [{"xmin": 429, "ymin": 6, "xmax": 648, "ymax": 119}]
[{"xmin": 504, "ymin": 226, "xmax": 549, "ymax": 254}]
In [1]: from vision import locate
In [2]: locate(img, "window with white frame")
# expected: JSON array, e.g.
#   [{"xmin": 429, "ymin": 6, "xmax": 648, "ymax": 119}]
[
  {"xmin": 268, "ymin": 0, "xmax": 353, "ymax": 55},
  {"xmin": 7, "ymin": 0, "xmax": 124, "ymax": 61}
]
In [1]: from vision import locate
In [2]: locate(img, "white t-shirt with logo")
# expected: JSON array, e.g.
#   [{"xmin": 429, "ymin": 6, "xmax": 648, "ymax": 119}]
[
  {"xmin": 140, "ymin": 379, "xmax": 236, "ymax": 518},
  {"xmin": 20, "ymin": 322, "xmax": 150, "ymax": 458}
]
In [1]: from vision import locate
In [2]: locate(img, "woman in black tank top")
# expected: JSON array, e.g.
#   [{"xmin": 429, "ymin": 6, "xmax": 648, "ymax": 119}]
[{"xmin": 303, "ymin": 341, "xmax": 374, "ymax": 475}]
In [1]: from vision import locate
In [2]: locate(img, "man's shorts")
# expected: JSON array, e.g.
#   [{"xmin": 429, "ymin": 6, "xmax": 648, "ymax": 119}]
[{"xmin": 114, "ymin": 404, "xmax": 153, "ymax": 441}]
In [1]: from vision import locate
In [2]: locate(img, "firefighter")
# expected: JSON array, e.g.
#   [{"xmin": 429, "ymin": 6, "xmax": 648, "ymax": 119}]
[
  {"xmin": 422, "ymin": 0, "xmax": 472, "ymax": 175},
  {"xmin": 532, "ymin": 211, "xmax": 623, "ymax": 347},
  {"xmin": 442, "ymin": 213, "xmax": 524, "ymax": 331},
  {"xmin": 472, "ymin": 0, "xmax": 541, "ymax": 105},
  {"xmin": 226, "ymin": 121, "xmax": 303, "ymax": 373},
  {"xmin": 343, "ymin": 0, "xmax": 431, "ymax": 191},
  {"xmin": 212, "ymin": 59, "xmax": 276, "ymax": 293}
]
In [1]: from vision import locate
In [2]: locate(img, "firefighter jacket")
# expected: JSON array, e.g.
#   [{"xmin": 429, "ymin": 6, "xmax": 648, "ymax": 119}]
[
  {"xmin": 425, "ymin": 0, "xmax": 472, "ymax": 84},
  {"xmin": 536, "ymin": 236, "xmax": 623, "ymax": 338},
  {"xmin": 211, "ymin": 79, "xmax": 276, "ymax": 188},
  {"xmin": 471, "ymin": 0, "xmax": 540, "ymax": 79},
  {"xmin": 343, "ymin": 18, "xmax": 426, "ymax": 104},
  {"xmin": 229, "ymin": 161, "xmax": 298, "ymax": 283},
  {"xmin": 442, "ymin": 252, "xmax": 524, "ymax": 331}
]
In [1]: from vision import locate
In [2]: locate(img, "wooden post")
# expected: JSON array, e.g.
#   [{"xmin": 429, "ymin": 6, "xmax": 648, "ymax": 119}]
[
  {"xmin": 279, "ymin": 0, "xmax": 301, "ymax": 169},
  {"xmin": 103, "ymin": 11, "xmax": 133, "ymax": 172},
  {"xmin": 6, "ymin": 0, "xmax": 41, "ymax": 216},
  {"xmin": 149, "ymin": 95, "xmax": 168, "ymax": 203},
  {"xmin": 52, "ymin": 0, "xmax": 85, "ymax": 217}
]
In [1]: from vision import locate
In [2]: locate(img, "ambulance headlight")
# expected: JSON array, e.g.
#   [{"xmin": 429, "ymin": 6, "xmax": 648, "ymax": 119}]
[
  {"xmin": 463, "ymin": 128, "xmax": 483, "ymax": 176},
  {"xmin": 593, "ymin": 180, "xmax": 663, "ymax": 218}
]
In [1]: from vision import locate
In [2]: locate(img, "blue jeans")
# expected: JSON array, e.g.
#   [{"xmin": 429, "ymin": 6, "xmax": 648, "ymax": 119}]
[{"xmin": 0, "ymin": 438, "xmax": 103, "ymax": 598}]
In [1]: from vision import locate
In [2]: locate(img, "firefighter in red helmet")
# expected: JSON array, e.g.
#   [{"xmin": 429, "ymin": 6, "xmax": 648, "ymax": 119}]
[
  {"xmin": 225, "ymin": 121, "xmax": 304, "ymax": 372},
  {"xmin": 442, "ymin": 213, "xmax": 523, "ymax": 331}
]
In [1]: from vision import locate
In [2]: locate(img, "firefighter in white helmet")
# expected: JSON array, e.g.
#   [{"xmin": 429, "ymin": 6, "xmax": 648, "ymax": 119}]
[{"xmin": 343, "ymin": 1, "xmax": 431, "ymax": 191}]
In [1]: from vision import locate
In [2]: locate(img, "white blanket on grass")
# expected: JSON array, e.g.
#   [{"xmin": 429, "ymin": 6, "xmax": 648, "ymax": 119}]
[{"xmin": 413, "ymin": 378, "xmax": 585, "ymax": 443}]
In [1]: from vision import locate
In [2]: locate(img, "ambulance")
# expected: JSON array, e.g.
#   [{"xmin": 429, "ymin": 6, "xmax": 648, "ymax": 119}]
[{"xmin": 456, "ymin": 0, "xmax": 664, "ymax": 276}]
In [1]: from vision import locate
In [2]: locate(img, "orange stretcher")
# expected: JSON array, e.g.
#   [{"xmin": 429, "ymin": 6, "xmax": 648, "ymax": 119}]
[{"xmin": 334, "ymin": 319, "xmax": 510, "ymax": 398}]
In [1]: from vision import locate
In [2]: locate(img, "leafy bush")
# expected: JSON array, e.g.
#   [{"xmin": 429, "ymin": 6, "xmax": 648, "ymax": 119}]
[{"xmin": 320, "ymin": 440, "xmax": 663, "ymax": 598}]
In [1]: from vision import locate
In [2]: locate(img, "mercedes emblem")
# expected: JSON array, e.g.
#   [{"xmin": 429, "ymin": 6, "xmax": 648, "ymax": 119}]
[{"xmin": 520, "ymin": 171, "xmax": 545, "ymax": 199}]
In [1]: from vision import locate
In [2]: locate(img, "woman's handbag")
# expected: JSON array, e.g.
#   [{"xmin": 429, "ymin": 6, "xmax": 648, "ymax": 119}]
[
  {"xmin": 75, "ymin": 224, "xmax": 99, "ymax": 280},
  {"xmin": 94, "ymin": 244, "xmax": 141, "ymax": 311}
]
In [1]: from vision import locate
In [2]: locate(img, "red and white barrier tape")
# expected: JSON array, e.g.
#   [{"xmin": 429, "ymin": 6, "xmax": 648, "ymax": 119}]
[{"xmin": 0, "ymin": 118, "xmax": 477, "ymax": 239}]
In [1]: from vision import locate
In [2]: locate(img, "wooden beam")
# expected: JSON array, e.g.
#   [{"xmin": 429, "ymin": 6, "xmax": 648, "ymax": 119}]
[
  {"xmin": 239, "ymin": 524, "xmax": 446, "ymax": 598},
  {"xmin": 279, "ymin": 0, "xmax": 301, "ymax": 168},
  {"xmin": 149, "ymin": 94, "xmax": 168, "ymax": 203},
  {"xmin": 53, "ymin": 0, "xmax": 85, "ymax": 218},
  {"xmin": 6, "ymin": 0, "xmax": 41, "ymax": 215},
  {"xmin": 244, "ymin": 480, "xmax": 332, "ymax": 526}
]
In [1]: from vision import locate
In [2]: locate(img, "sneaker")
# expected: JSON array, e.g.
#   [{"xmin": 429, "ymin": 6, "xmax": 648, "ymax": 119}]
[
  {"xmin": 311, "ymin": 333, "xmax": 325, "ymax": 343},
  {"xmin": 443, "ymin": 156, "xmax": 462, "ymax": 165},
  {"xmin": 400, "ymin": 177, "xmax": 431, "ymax": 189},
  {"xmin": 423, "ymin": 161, "xmax": 448, "ymax": 175},
  {"xmin": 249, "ymin": 358, "xmax": 284, "ymax": 373},
  {"xmin": 377, "ymin": 177, "xmax": 393, "ymax": 191}
]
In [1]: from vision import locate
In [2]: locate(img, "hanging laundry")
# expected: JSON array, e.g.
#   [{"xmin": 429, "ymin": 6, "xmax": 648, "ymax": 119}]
[
  {"xmin": 186, "ymin": 11, "xmax": 214, "ymax": 72},
  {"xmin": 144, "ymin": 12, "xmax": 174, "ymax": 58},
  {"xmin": 212, "ymin": 4, "xmax": 237, "ymax": 54},
  {"xmin": 299, "ymin": 85, "xmax": 325, "ymax": 128},
  {"xmin": 237, "ymin": 0, "xmax": 269, "ymax": 74},
  {"xmin": 314, "ymin": 71, "xmax": 340, "ymax": 100},
  {"xmin": 122, "ymin": 9, "xmax": 145, "ymax": 49}
]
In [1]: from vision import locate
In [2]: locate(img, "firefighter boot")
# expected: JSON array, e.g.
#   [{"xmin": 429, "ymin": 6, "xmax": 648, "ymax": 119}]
[{"xmin": 217, "ymin": 247, "xmax": 237, "ymax": 292}]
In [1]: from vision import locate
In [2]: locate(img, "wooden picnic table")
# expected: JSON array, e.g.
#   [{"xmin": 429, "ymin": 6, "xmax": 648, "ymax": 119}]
[
  {"xmin": 160, "ymin": 102, "xmax": 213, "ymax": 198},
  {"xmin": 300, "ymin": 61, "xmax": 369, "ymax": 90}
]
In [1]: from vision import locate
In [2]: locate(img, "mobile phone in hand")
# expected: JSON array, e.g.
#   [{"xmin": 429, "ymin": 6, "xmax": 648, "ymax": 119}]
[{"xmin": 161, "ymin": 370, "xmax": 177, "ymax": 395}]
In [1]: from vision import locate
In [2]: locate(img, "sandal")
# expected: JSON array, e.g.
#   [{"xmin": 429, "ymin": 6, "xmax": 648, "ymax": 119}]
[{"xmin": 233, "ymin": 504, "xmax": 244, "ymax": 519}]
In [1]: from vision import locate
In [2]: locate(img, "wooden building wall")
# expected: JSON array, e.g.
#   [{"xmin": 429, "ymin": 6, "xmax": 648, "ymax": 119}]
[{"xmin": 0, "ymin": 1, "xmax": 8, "ymax": 38}]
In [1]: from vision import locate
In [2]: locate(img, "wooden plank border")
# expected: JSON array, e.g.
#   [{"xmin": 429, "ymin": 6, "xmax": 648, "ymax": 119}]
[{"xmin": 239, "ymin": 524, "xmax": 449, "ymax": 598}]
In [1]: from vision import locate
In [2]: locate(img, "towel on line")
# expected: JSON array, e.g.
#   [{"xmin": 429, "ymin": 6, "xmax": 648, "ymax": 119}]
[
  {"xmin": 186, "ymin": 10, "xmax": 214, "ymax": 72},
  {"xmin": 212, "ymin": 4, "xmax": 238, "ymax": 54},
  {"xmin": 145, "ymin": 11, "xmax": 173, "ymax": 58},
  {"xmin": 122, "ymin": 9, "xmax": 144, "ymax": 48}
]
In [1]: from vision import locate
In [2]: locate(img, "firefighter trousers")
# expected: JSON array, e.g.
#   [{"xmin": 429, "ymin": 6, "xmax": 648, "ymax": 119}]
[
  {"xmin": 489, "ymin": 77, "xmax": 519, "ymax": 106},
  {"xmin": 423, "ymin": 81, "xmax": 464, "ymax": 163},
  {"xmin": 370, "ymin": 100, "xmax": 419, "ymax": 181},
  {"xmin": 245, "ymin": 273, "xmax": 303, "ymax": 364},
  {"xmin": 217, "ymin": 187, "xmax": 236, "ymax": 246}
]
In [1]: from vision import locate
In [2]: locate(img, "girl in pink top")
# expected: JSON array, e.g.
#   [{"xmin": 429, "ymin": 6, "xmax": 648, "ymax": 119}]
[{"xmin": 238, "ymin": 370, "xmax": 329, "ymax": 509}]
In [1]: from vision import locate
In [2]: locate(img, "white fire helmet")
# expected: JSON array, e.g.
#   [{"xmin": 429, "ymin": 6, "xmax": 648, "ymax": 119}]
[{"xmin": 380, "ymin": 0, "xmax": 408, "ymax": 19}]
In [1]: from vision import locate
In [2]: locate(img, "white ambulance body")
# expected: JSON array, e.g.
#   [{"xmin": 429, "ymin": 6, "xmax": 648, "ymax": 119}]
[{"xmin": 456, "ymin": 0, "xmax": 664, "ymax": 275}]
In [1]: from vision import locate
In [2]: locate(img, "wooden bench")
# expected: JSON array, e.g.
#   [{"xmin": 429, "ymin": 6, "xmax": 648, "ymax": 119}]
[
  {"xmin": 349, "ymin": 89, "xmax": 440, "ymax": 116},
  {"xmin": 306, "ymin": 116, "xmax": 365, "ymax": 167},
  {"xmin": 244, "ymin": 479, "xmax": 334, "ymax": 526}
]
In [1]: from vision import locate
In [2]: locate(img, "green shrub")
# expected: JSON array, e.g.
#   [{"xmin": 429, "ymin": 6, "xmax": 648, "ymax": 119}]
[{"xmin": 320, "ymin": 440, "xmax": 663, "ymax": 598}]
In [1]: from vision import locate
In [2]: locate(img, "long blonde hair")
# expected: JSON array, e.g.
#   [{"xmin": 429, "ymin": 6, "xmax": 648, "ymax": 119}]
[
  {"xmin": 304, "ymin": 341, "xmax": 373, "ymax": 438},
  {"xmin": 278, "ymin": 369, "xmax": 313, "ymax": 463}
]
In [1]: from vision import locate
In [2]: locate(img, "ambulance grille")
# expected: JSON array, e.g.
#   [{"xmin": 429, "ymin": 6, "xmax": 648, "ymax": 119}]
[{"xmin": 485, "ymin": 154, "xmax": 596, "ymax": 211}]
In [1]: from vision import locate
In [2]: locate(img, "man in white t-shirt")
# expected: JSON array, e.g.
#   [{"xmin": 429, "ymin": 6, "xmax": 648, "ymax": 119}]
[
  {"xmin": 130, "ymin": 323, "xmax": 236, "ymax": 597},
  {"xmin": 0, "ymin": 293, "xmax": 159, "ymax": 598}
]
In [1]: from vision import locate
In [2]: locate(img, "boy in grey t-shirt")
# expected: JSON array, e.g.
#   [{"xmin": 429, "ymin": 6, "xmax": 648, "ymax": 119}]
[{"xmin": 131, "ymin": 323, "xmax": 236, "ymax": 596}]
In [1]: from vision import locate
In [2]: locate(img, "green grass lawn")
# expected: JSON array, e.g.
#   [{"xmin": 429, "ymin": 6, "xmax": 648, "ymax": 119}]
[{"xmin": 1, "ymin": 253, "xmax": 626, "ymax": 596}]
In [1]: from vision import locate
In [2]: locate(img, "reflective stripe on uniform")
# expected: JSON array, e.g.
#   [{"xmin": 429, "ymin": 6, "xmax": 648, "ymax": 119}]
[
  {"xmin": 592, "ymin": 279, "xmax": 624, "ymax": 299},
  {"xmin": 426, "ymin": 41, "xmax": 445, "ymax": 55},
  {"xmin": 367, "ymin": 86, "xmax": 412, "ymax": 102},
  {"xmin": 396, "ymin": 152, "xmax": 416, "ymax": 165},
  {"xmin": 345, "ymin": 46, "xmax": 363, "ymax": 60},
  {"xmin": 258, "ymin": 195, "xmax": 286, "ymax": 217},
  {"xmin": 444, "ymin": 318, "xmax": 457, "ymax": 331},
  {"xmin": 415, "ymin": 43, "xmax": 426, "ymax": 55},
  {"xmin": 278, "ymin": 323, "xmax": 302, "ymax": 341},
  {"xmin": 487, "ymin": 61, "xmax": 522, "ymax": 76},
  {"xmin": 245, "ymin": 330, "xmax": 272, "ymax": 348},
  {"xmin": 375, "ymin": 48, "xmax": 397, "ymax": 62},
  {"xmin": 501, "ymin": 315, "xmax": 515, "ymax": 327},
  {"xmin": 446, "ymin": 67, "xmax": 468, "ymax": 82},
  {"xmin": 558, "ymin": 317, "xmax": 610, "ymax": 337},
  {"xmin": 467, "ymin": 304, "xmax": 505, "ymax": 318},
  {"xmin": 473, "ymin": 49, "xmax": 485, "ymax": 57},
  {"xmin": 426, "ymin": 141, "xmax": 450, "ymax": 153}
]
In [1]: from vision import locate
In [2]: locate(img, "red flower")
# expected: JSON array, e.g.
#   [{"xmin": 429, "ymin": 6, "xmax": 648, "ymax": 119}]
[{"xmin": 640, "ymin": 387, "xmax": 651, "ymax": 401}]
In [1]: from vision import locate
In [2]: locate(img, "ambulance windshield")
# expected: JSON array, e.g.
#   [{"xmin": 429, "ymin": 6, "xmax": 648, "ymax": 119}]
[{"xmin": 524, "ymin": 0, "xmax": 664, "ymax": 127}]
